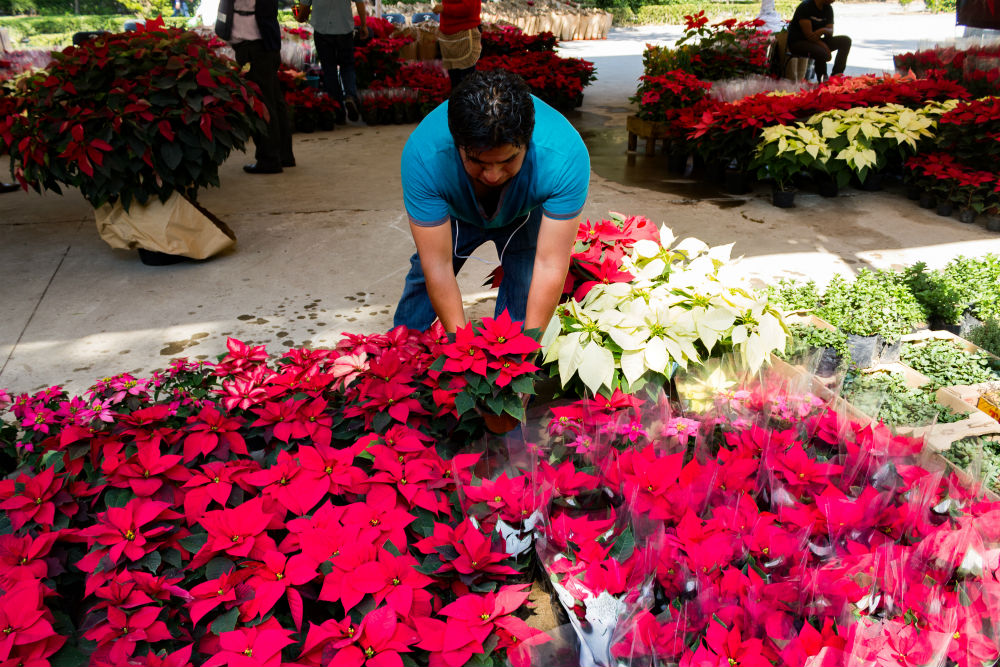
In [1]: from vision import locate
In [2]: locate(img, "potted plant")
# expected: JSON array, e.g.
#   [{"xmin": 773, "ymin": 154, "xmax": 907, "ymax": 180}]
[
  {"xmin": 751, "ymin": 123, "xmax": 830, "ymax": 208},
  {"xmin": 1, "ymin": 19, "xmax": 266, "ymax": 262}
]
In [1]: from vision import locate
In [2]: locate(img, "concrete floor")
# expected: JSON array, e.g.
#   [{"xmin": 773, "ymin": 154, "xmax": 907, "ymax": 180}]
[{"xmin": 2, "ymin": 3, "xmax": 1000, "ymax": 396}]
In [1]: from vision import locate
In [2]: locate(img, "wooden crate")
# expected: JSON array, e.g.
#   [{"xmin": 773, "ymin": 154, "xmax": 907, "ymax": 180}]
[{"xmin": 626, "ymin": 114, "xmax": 671, "ymax": 156}]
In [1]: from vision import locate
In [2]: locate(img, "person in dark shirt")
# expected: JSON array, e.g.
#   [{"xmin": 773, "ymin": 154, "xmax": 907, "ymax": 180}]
[{"xmin": 786, "ymin": 0, "xmax": 851, "ymax": 81}]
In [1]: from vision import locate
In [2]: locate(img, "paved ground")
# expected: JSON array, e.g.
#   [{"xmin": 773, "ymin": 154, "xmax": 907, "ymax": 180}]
[{"xmin": 2, "ymin": 3, "xmax": 999, "ymax": 396}]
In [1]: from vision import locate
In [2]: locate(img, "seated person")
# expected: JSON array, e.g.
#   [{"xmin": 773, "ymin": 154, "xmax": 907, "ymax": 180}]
[{"xmin": 787, "ymin": 0, "xmax": 852, "ymax": 81}]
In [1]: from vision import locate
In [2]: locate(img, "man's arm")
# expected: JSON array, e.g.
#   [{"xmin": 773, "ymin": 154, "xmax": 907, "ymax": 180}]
[
  {"xmin": 354, "ymin": 0, "xmax": 368, "ymax": 39},
  {"xmin": 524, "ymin": 213, "xmax": 580, "ymax": 333},
  {"xmin": 410, "ymin": 221, "xmax": 466, "ymax": 333}
]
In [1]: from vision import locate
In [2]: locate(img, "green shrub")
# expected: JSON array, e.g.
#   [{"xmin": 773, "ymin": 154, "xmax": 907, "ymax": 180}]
[
  {"xmin": 943, "ymin": 435, "xmax": 1000, "ymax": 492},
  {"xmin": 817, "ymin": 269, "xmax": 928, "ymax": 340},
  {"xmin": 779, "ymin": 323, "xmax": 852, "ymax": 370},
  {"xmin": 900, "ymin": 338, "xmax": 1000, "ymax": 387},
  {"xmin": 767, "ymin": 278, "xmax": 821, "ymax": 312},
  {"xmin": 968, "ymin": 318, "xmax": 1000, "ymax": 358},
  {"xmin": 940, "ymin": 255, "xmax": 1000, "ymax": 322},
  {"xmin": 924, "ymin": 0, "xmax": 957, "ymax": 12},
  {"xmin": 843, "ymin": 370, "xmax": 964, "ymax": 426}
]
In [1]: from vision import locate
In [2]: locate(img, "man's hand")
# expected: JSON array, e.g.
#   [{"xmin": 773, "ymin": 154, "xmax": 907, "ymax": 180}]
[
  {"xmin": 410, "ymin": 220, "xmax": 466, "ymax": 333},
  {"xmin": 524, "ymin": 213, "xmax": 580, "ymax": 332}
]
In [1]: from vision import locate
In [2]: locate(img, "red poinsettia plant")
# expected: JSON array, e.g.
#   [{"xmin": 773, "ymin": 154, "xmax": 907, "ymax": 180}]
[
  {"xmin": 0, "ymin": 17, "xmax": 266, "ymax": 210},
  {"xmin": 631, "ymin": 68, "xmax": 712, "ymax": 122}
]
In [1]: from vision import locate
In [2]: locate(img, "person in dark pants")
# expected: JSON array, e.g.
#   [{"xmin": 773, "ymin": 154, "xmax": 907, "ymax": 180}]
[
  {"xmin": 303, "ymin": 0, "xmax": 368, "ymax": 123},
  {"xmin": 393, "ymin": 70, "xmax": 590, "ymax": 334},
  {"xmin": 786, "ymin": 0, "xmax": 851, "ymax": 81},
  {"xmin": 229, "ymin": 0, "xmax": 295, "ymax": 174}
]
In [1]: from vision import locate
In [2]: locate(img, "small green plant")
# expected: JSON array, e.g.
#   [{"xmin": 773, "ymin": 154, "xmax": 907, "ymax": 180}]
[
  {"xmin": 940, "ymin": 255, "xmax": 1000, "ymax": 323},
  {"xmin": 900, "ymin": 338, "xmax": 1000, "ymax": 387},
  {"xmin": 842, "ymin": 370, "xmax": 964, "ymax": 426},
  {"xmin": 766, "ymin": 278, "xmax": 821, "ymax": 312},
  {"xmin": 942, "ymin": 435, "xmax": 1000, "ymax": 493},
  {"xmin": 968, "ymin": 318, "xmax": 1000, "ymax": 358},
  {"xmin": 901, "ymin": 262, "xmax": 966, "ymax": 326},
  {"xmin": 817, "ymin": 269, "xmax": 928, "ymax": 340},
  {"xmin": 779, "ymin": 323, "xmax": 852, "ymax": 371}
]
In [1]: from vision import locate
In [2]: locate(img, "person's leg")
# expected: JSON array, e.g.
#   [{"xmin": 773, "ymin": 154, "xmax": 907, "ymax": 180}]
[
  {"xmin": 393, "ymin": 218, "xmax": 485, "ymax": 330},
  {"xmin": 237, "ymin": 41, "xmax": 286, "ymax": 170},
  {"xmin": 826, "ymin": 34, "xmax": 852, "ymax": 76},
  {"xmin": 333, "ymin": 32, "xmax": 359, "ymax": 121},
  {"xmin": 787, "ymin": 39, "xmax": 831, "ymax": 79},
  {"xmin": 488, "ymin": 208, "xmax": 542, "ymax": 324}
]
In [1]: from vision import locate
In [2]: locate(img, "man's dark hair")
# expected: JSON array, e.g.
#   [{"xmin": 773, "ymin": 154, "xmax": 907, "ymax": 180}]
[{"xmin": 447, "ymin": 70, "xmax": 535, "ymax": 152}]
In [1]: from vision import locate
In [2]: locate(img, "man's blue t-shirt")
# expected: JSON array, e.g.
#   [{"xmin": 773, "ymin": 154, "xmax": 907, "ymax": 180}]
[{"xmin": 400, "ymin": 96, "xmax": 590, "ymax": 230}]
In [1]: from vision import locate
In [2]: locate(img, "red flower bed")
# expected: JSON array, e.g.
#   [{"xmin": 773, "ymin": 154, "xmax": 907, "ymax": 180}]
[
  {"xmin": 477, "ymin": 52, "xmax": 596, "ymax": 110},
  {"xmin": 480, "ymin": 26, "xmax": 558, "ymax": 56},
  {"xmin": 894, "ymin": 44, "xmax": 1000, "ymax": 97},
  {"xmin": 631, "ymin": 69, "xmax": 712, "ymax": 122}
]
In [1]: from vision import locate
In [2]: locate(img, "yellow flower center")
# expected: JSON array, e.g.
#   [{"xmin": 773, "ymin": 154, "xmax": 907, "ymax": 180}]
[
  {"xmin": 325, "ymin": 466, "xmax": 333, "ymax": 474},
  {"xmin": 480, "ymin": 613, "xmax": 490, "ymax": 621},
  {"xmin": 213, "ymin": 477, "xmax": 220, "ymax": 483},
  {"xmin": 493, "ymin": 495, "xmax": 502, "ymax": 503},
  {"xmin": 370, "ymin": 519, "xmax": 380, "ymax": 527},
  {"xmin": 276, "ymin": 573, "xmax": 284, "ymax": 580},
  {"xmin": 231, "ymin": 535, "xmax": 241, "ymax": 543},
  {"xmin": 365, "ymin": 647, "xmax": 375, "ymax": 658},
  {"xmin": 34, "ymin": 497, "xmax": 43, "ymax": 505},
  {"xmin": 392, "ymin": 577, "xmax": 401, "ymax": 585},
  {"xmin": 243, "ymin": 649, "xmax": 252, "ymax": 657},
  {"xmin": 124, "ymin": 530, "xmax": 136, "ymax": 540}
]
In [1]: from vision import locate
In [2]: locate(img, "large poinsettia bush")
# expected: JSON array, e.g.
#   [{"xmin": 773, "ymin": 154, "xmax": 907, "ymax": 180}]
[{"xmin": 0, "ymin": 18, "xmax": 267, "ymax": 211}]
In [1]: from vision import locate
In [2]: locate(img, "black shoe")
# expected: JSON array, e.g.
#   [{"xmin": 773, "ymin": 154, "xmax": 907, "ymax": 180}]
[
  {"xmin": 345, "ymin": 97, "xmax": 359, "ymax": 122},
  {"xmin": 243, "ymin": 162, "xmax": 283, "ymax": 174},
  {"xmin": 281, "ymin": 158, "xmax": 296, "ymax": 168},
  {"xmin": 0, "ymin": 182, "xmax": 20, "ymax": 194}
]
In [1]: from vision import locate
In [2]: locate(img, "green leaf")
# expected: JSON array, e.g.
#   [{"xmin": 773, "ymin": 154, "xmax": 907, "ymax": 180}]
[
  {"xmin": 140, "ymin": 550, "xmax": 161, "ymax": 573},
  {"xmin": 50, "ymin": 644, "xmax": 90, "ymax": 667},
  {"xmin": 178, "ymin": 533, "xmax": 208, "ymax": 553},
  {"xmin": 104, "ymin": 488, "xmax": 132, "ymax": 508},
  {"xmin": 206, "ymin": 557, "xmax": 235, "ymax": 581},
  {"xmin": 210, "ymin": 607, "xmax": 240, "ymax": 635},
  {"xmin": 160, "ymin": 142, "xmax": 183, "ymax": 171},
  {"xmin": 454, "ymin": 392, "xmax": 475, "ymax": 416},
  {"xmin": 510, "ymin": 375, "xmax": 535, "ymax": 395},
  {"xmin": 608, "ymin": 526, "xmax": 635, "ymax": 562}
]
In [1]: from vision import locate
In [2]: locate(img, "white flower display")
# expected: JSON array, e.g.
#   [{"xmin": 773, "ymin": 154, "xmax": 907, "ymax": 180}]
[{"xmin": 541, "ymin": 223, "xmax": 788, "ymax": 396}]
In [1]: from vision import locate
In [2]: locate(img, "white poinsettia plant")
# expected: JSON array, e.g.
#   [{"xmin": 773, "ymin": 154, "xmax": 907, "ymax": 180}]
[{"xmin": 540, "ymin": 224, "xmax": 788, "ymax": 396}]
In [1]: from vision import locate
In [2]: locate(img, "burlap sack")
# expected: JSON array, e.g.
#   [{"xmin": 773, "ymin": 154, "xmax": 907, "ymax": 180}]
[
  {"xmin": 393, "ymin": 26, "xmax": 419, "ymax": 60},
  {"xmin": 413, "ymin": 23, "xmax": 439, "ymax": 60},
  {"xmin": 95, "ymin": 193, "xmax": 236, "ymax": 259}
]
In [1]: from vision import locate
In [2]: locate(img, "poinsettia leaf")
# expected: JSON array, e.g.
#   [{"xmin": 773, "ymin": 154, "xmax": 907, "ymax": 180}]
[
  {"xmin": 485, "ymin": 393, "xmax": 505, "ymax": 416},
  {"xmin": 470, "ymin": 580, "xmax": 498, "ymax": 593},
  {"xmin": 206, "ymin": 557, "xmax": 235, "ymax": 581},
  {"xmin": 178, "ymin": 533, "xmax": 208, "ymax": 553},
  {"xmin": 416, "ymin": 555, "xmax": 443, "ymax": 574},
  {"xmin": 160, "ymin": 142, "xmax": 183, "ymax": 170},
  {"xmin": 50, "ymin": 644, "xmax": 89, "ymax": 667},
  {"xmin": 430, "ymin": 356, "xmax": 445, "ymax": 372},
  {"xmin": 162, "ymin": 548, "xmax": 182, "ymax": 570},
  {"xmin": 409, "ymin": 509, "xmax": 437, "ymax": 538},
  {"xmin": 434, "ymin": 544, "xmax": 461, "ymax": 560},
  {"xmin": 210, "ymin": 607, "xmax": 240, "ymax": 635},
  {"xmin": 373, "ymin": 411, "xmax": 391, "ymax": 432},
  {"xmin": 510, "ymin": 375, "xmax": 535, "ymax": 395},
  {"xmin": 140, "ymin": 550, "xmax": 161, "ymax": 574},
  {"xmin": 608, "ymin": 526, "xmax": 634, "ymax": 561},
  {"xmin": 455, "ymin": 391, "xmax": 476, "ymax": 416},
  {"xmin": 105, "ymin": 488, "xmax": 132, "ymax": 508}
]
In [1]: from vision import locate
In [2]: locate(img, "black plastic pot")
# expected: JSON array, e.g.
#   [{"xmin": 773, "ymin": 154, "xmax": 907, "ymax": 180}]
[
  {"xmin": 918, "ymin": 193, "xmax": 936, "ymax": 209},
  {"xmin": 857, "ymin": 172, "xmax": 884, "ymax": 191},
  {"xmin": 816, "ymin": 178, "xmax": 839, "ymax": 198},
  {"xmin": 958, "ymin": 208, "xmax": 977, "ymax": 224},
  {"xmin": 772, "ymin": 186, "xmax": 796, "ymax": 208},
  {"xmin": 936, "ymin": 201, "xmax": 954, "ymax": 217},
  {"xmin": 987, "ymin": 215, "xmax": 1000, "ymax": 232},
  {"xmin": 667, "ymin": 151, "xmax": 690, "ymax": 175}
]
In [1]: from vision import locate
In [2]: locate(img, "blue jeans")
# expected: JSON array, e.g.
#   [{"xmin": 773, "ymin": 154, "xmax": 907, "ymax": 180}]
[
  {"xmin": 313, "ymin": 31, "xmax": 357, "ymax": 104},
  {"xmin": 393, "ymin": 208, "xmax": 542, "ymax": 331}
]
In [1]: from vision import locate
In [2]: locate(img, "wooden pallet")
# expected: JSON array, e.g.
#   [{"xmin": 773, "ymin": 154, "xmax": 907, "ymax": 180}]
[{"xmin": 626, "ymin": 114, "xmax": 671, "ymax": 156}]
